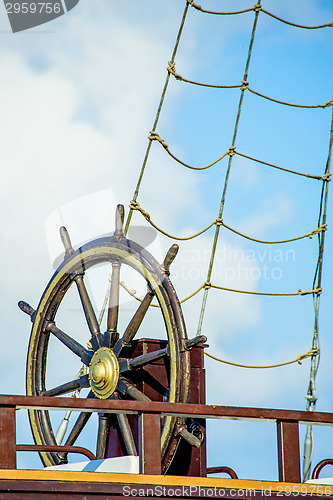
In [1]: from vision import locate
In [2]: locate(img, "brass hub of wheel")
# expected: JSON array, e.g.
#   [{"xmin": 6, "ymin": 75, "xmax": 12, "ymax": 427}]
[{"xmin": 88, "ymin": 347, "xmax": 119, "ymax": 399}]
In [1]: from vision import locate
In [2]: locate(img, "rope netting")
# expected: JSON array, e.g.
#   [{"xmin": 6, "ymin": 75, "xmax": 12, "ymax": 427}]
[{"xmin": 124, "ymin": 2, "xmax": 333, "ymax": 475}]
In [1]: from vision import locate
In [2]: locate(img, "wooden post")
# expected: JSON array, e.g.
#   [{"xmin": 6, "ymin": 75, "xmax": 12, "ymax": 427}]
[
  {"xmin": 277, "ymin": 420, "xmax": 301, "ymax": 483},
  {"xmin": 139, "ymin": 412, "xmax": 161, "ymax": 475},
  {"xmin": 0, "ymin": 406, "xmax": 16, "ymax": 469}
]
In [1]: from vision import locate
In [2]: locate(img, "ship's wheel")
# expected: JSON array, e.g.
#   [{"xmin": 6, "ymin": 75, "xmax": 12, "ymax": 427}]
[{"xmin": 19, "ymin": 205, "xmax": 205, "ymax": 473}]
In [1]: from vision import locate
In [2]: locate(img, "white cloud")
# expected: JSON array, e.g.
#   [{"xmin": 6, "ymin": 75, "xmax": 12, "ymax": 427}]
[{"xmin": 0, "ymin": 2, "xmax": 192, "ymax": 389}]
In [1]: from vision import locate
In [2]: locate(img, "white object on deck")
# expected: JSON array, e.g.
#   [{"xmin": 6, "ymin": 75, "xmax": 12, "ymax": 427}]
[
  {"xmin": 44, "ymin": 455, "xmax": 139, "ymax": 474},
  {"xmin": 306, "ymin": 478, "xmax": 333, "ymax": 485}
]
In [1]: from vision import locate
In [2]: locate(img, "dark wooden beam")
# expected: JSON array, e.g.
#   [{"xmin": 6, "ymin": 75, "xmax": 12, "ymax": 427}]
[
  {"xmin": 277, "ymin": 420, "xmax": 301, "ymax": 483},
  {"xmin": 0, "ymin": 406, "xmax": 16, "ymax": 469},
  {"xmin": 139, "ymin": 412, "xmax": 161, "ymax": 474},
  {"xmin": 1, "ymin": 395, "xmax": 333, "ymax": 426}
]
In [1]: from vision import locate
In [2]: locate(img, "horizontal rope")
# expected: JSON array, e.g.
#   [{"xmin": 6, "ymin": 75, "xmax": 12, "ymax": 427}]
[
  {"xmin": 167, "ymin": 61, "xmax": 241, "ymax": 89},
  {"xmin": 222, "ymin": 221, "xmax": 327, "ymax": 244},
  {"xmin": 204, "ymin": 347, "xmax": 319, "ymax": 369},
  {"xmin": 246, "ymin": 84, "xmax": 333, "ymax": 109},
  {"xmin": 236, "ymin": 151, "xmax": 331, "ymax": 181},
  {"xmin": 120, "ymin": 279, "xmax": 160, "ymax": 308},
  {"xmin": 129, "ymin": 200, "xmax": 327, "ymax": 245},
  {"xmin": 149, "ymin": 129, "xmax": 330, "ymax": 181},
  {"xmin": 167, "ymin": 64, "xmax": 333, "ymax": 109},
  {"xmin": 181, "ymin": 283, "xmax": 322, "ymax": 302},
  {"xmin": 118, "ymin": 274, "xmax": 201, "ymax": 307},
  {"xmin": 261, "ymin": 8, "xmax": 333, "ymax": 30},
  {"xmin": 129, "ymin": 200, "xmax": 217, "ymax": 240},
  {"xmin": 119, "ymin": 280, "xmax": 138, "ymax": 300},
  {"xmin": 182, "ymin": 283, "xmax": 322, "ymax": 300},
  {"xmin": 205, "ymin": 281, "xmax": 322, "ymax": 297},
  {"xmin": 187, "ymin": 1, "xmax": 262, "ymax": 16},
  {"xmin": 188, "ymin": 1, "xmax": 333, "ymax": 30},
  {"xmin": 114, "ymin": 274, "xmax": 322, "ymax": 307},
  {"xmin": 149, "ymin": 130, "xmax": 230, "ymax": 170}
]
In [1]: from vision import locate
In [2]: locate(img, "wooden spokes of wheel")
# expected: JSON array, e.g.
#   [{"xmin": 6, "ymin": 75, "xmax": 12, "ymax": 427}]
[{"xmin": 20, "ymin": 205, "xmax": 206, "ymax": 473}]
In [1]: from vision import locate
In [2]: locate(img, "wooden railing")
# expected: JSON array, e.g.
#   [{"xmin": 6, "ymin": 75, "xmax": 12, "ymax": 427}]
[{"xmin": 1, "ymin": 395, "xmax": 333, "ymax": 481}]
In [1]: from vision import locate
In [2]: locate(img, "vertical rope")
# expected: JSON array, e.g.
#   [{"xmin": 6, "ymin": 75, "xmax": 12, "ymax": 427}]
[
  {"xmin": 124, "ymin": 2, "xmax": 190, "ymax": 236},
  {"xmin": 302, "ymin": 107, "xmax": 333, "ymax": 482},
  {"xmin": 196, "ymin": 2, "xmax": 262, "ymax": 335}
]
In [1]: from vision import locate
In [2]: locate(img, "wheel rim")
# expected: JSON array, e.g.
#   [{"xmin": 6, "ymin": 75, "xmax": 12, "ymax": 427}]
[{"xmin": 26, "ymin": 234, "xmax": 190, "ymax": 472}]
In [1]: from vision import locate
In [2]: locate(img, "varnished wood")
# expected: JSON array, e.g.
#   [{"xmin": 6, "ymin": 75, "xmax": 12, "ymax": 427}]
[
  {"xmin": 277, "ymin": 420, "xmax": 301, "ymax": 483},
  {"xmin": 0, "ymin": 406, "xmax": 16, "ymax": 469},
  {"xmin": 139, "ymin": 412, "xmax": 161, "ymax": 475}
]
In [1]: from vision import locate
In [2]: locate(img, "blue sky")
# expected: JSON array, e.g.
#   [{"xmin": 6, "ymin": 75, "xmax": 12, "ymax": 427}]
[{"xmin": 0, "ymin": 0, "xmax": 333, "ymax": 481}]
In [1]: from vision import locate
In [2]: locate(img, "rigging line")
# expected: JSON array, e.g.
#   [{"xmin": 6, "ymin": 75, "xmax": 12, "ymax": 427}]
[
  {"xmin": 246, "ymin": 86, "xmax": 333, "ymax": 109},
  {"xmin": 129, "ymin": 201, "xmax": 217, "ymax": 240},
  {"xmin": 119, "ymin": 282, "xmax": 204, "ymax": 307},
  {"xmin": 167, "ymin": 64, "xmax": 333, "ymax": 109},
  {"xmin": 311, "ymin": 171, "xmax": 330, "ymax": 291},
  {"xmin": 302, "ymin": 109, "xmax": 332, "ymax": 481},
  {"xmin": 115, "ymin": 278, "xmax": 321, "ymax": 309},
  {"xmin": 167, "ymin": 61, "xmax": 241, "ymax": 89},
  {"xmin": 149, "ymin": 131, "xmax": 231, "ymax": 170},
  {"xmin": 204, "ymin": 348, "xmax": 319, "ymax": 369},
  {"xmin": 98, "ymin": 275, "xmax": 142, "ymax": 321},
  {"xmin": 129, "ymin": 200, "xmax": 327, "ymax": 244},
  {"xmin": 196, "ymin": 2, "xmax": 262, "ymax": 336},
  {"xmin": 188, "ymin": 1, "xmax": 333, "ymax": 30},
  {"xmin": 117, "ymin": 278, "xmax": 161, "ymax": 308},
  {"xmin": 261, "ymin": 8, "xmax": 333, "ymax": 30},
  {"xmin": 124, "ymin": 1, "xmax": 190, "ymax": 236},
  {"xmin": 206, "ymin": 282, "xmax": 322, "ymax": 297},
  {"xmin": 112, "ymin": 279, "xmax": 203, "ymax": 307},
  {"xmin": 236, "ymin": 151, "xmax": 331, "ymax": 181},
  {"xmin": 149, "ymin": 129, "xmax": 331, "ymax": 180},
  {"xmin": 180, "ymin": 285, "xmax": 205, "ymax": 303},
  {"xmin": 187, "ymin": 1, "xmax": 259, "ymax": 16},
  {"xmin": 313, "ymin": 109, "xmax": 333, "ymax": 291},
  {"xmin": 113, "ymin": 278, "xmax": 321, "ymax": 308},
  {"xmin": 306, "ymin": 107, "xmax": 333, "ymax": 413},
  {"xmin": 222, "ymin": 221, "xmax": 327, "ymax": 245}
]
